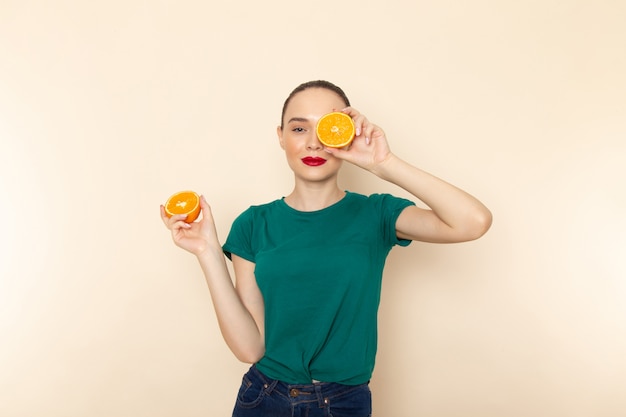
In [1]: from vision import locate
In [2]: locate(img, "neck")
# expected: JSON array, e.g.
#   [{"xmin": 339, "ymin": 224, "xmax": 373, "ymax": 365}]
[{"xmin": 284, "ymin": 184, "xmax": 345, "ymax": 212}]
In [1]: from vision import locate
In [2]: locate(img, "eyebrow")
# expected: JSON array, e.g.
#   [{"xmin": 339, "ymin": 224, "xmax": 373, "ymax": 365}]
[{"xmin": 286, "ymin": 117, "xmax": 310, "ymax": 124}]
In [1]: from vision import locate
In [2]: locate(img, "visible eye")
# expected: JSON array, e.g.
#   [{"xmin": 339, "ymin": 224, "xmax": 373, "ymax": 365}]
[{"xmin": 292, "ymin": 127, "xmax": 306, "ymax": 133}]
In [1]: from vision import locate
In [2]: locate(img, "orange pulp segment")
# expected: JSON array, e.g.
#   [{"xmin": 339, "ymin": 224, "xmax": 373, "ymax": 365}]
[
  {"xmin": 316, "ymin": 112, "xmax": 355, "ymax": 148},
  {"xmin": 164, "ymin": 191, "xmax": 200, "ymax": 223}
]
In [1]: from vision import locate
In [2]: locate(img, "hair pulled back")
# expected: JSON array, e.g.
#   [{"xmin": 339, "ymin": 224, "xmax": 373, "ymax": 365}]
[{"xmin": 280, "ymin": 80, "xmax": 351, "ymax": 128}]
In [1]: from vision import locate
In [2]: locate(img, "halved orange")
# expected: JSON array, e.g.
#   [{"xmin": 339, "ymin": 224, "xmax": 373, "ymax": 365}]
[
  {"xmin": 316, "ymin": 112, "xmax": 355, "ymax": 148},
  {"xmin": 164, "ymin": 191, "xmax": 200, "ymax": 223}
]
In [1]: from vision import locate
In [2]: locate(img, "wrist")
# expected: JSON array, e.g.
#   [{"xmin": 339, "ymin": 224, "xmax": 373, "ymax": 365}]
[
  {"xmin": 195, "ymin": 240, "xmax": 223, "ymax": 260},
  {"xmin": 370, "ymin": 152, "xmax": 400, "ymax": 180}
]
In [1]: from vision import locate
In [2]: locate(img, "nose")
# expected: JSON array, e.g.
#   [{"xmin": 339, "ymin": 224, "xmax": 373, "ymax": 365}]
[{"xmin": 306, "ymin": 131, "xmax": 323, "ymax": 150}]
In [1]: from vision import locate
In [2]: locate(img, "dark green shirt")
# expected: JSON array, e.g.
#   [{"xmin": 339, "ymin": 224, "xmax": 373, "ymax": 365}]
[{"xmin": 223, "ymin": 191, "xmax": 414, "ymax": 385}]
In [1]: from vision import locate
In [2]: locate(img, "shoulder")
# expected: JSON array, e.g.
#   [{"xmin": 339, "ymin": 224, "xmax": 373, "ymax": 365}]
[
  {"xmin": 224, "ymin": 199, "xmax": 282, "ymax": 261},
  {"xmin": 345, "ymin": 191, "xmax": 415, "ymax": 210},
  {"xmin": 234, "ymin": 199, "xmax": 283, "ymax": 221}
]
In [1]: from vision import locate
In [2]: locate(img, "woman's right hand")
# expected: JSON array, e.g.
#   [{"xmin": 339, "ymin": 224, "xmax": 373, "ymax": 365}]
[{"xmin": 160, "ymin": 194, "xmax": 220, "ymax": 256}]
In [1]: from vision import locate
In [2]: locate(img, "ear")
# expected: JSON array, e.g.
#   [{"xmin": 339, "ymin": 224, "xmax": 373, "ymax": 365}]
[{"xmin": 277, "ymin": 125, "xmax": 285, "ymax": 149}]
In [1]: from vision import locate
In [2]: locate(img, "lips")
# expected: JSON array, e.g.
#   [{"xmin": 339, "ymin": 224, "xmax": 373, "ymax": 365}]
[{"xmin": 301, "ymin": 157, "xmax": 327, "ymax": 166}]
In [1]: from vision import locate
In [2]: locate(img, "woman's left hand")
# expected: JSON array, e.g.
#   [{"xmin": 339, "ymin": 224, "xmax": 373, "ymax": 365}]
[{"xmin": 323, "ymin": 107, "xmax": 392, "ymax": 173}]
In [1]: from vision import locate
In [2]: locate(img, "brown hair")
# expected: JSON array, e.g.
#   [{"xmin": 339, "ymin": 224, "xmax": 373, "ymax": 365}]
[{"xmin": 280, "ymin": 80, "xmax": 351, "ymax": 129}]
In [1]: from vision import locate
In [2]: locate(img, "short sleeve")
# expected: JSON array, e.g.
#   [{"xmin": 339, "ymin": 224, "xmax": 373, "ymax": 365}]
[
  {"xmin": 222, "ymin": 207, "xmax": 256, "ymax": 262},
  {"xmin": 371, "ymin": 193, "xmax": 416, "ymax": 248}
]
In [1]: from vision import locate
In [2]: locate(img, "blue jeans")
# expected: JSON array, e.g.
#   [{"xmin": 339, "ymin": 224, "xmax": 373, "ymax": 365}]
[{"xmin": 232, "ymin": 365, "xmax": 372, "ymax": 417}]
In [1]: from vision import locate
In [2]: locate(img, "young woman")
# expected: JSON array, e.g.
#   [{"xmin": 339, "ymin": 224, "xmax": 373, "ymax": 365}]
[{"xmin": 161, "ymin": 80, "xmax": 492, "ymax": 417}]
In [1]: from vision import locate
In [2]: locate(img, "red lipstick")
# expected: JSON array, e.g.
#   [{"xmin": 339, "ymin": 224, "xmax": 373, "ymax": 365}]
[{"xmin": 302, "ymin": 157, "xmax": 327, "ymax": 166}]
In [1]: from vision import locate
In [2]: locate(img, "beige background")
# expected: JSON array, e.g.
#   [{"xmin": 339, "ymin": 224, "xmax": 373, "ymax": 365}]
[{"xmin": 1, "ymin": 1, "xmax": 624, "ymax": 416}]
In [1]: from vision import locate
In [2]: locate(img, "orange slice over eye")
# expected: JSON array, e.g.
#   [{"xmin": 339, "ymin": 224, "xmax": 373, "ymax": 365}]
[{"xmin": 316, "ymin": 112, "xmax": 356, "ymax": 148}]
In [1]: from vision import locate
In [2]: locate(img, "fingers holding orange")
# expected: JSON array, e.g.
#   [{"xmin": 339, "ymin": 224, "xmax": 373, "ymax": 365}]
[{"xmin": 330, "ymin": 108, "xmax": 375, "ymax": 145}]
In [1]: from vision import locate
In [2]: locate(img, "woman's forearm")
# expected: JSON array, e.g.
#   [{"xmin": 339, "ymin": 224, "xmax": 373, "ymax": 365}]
[
  {"xmin": 373, "ymin": 153, "xmax": 492, "ymax": 241},
  {"xmin": 196, "ymin": 247, "xmax": 265, "ymax": 363}
]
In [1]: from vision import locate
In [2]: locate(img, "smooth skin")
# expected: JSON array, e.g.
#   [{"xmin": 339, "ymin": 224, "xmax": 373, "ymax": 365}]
[{"xmin": 161, "ymin": 87, "xmax": 493, "ymax": 363}]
